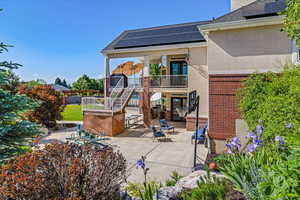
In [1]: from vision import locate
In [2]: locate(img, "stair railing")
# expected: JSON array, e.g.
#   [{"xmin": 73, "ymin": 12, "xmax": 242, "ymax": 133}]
[
  {"xmin": 112, "ymin": 83, "xmax": 136, "ymax": 112},
  {"xmin": 105, "ymin": 77, "xmax": 124, "ymax": 109}
]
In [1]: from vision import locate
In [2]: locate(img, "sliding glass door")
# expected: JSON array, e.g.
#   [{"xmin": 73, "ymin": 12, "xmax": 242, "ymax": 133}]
[
  {"xmin": 171, "ymin": 97, "xmax": 187, "ymax": 121},
  {"xmin": 170, "ymin": 61, "xmax": 187, "ymax": 87}
]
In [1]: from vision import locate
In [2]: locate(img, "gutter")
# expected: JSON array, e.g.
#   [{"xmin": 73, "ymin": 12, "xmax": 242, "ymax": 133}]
[
  {"xmin": 101, "ymin": 42, "xmax": 207, "ymax": 55},
  {"xmin": 198, "ymin": 15, "xmax": 284, "ymax": 33}
]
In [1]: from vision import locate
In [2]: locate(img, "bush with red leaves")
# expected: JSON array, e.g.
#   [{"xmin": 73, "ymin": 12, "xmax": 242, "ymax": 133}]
[
  {"xmin": 18, "ymin": 84, "xmax": 64, "ymax": 128},
  {"xmin": 0, "ymin": 143, "xmax": 126, "ymax": 200}
]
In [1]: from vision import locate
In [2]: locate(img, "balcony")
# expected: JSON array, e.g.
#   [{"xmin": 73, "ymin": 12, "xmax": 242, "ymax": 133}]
[
  {"xmin": 150, "ymin": 75, "xmax": 188, "ymax": 88},
  {"xmin": 107, "ymin": 75, "xmax": 188, "ymax": 94}
]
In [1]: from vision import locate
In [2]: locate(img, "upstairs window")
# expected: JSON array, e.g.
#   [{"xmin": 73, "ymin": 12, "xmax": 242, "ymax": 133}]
[
  {"xmin": 298, "ymin": 47, "xmax": 300, "ymax": 63},
  {"xmin": 292, "ymin": 41, "xmax": 300, "ymax": 64}
]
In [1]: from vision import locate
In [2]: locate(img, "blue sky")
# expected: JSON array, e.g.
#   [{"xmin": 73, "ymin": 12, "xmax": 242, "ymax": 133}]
[{"xmin": 0, "ymin": 0, "xmax": 230, "ymax": 84}]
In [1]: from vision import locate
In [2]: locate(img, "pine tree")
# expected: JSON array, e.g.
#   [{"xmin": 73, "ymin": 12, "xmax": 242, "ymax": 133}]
[
  {"xmin": 0, "ymin": 42, "xmax": 41, "ymax": 164},
  {"xmin": 54, "ymin": 77, "xmax": 62, "ymax": 85},
  {"xmin": 62, "ymin": 79, "xmax": 68, "ymax": 88}
]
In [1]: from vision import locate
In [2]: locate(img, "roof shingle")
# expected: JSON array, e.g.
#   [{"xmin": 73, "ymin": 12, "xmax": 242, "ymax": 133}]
[{"xmin": 213, "ymin": 0, "xmax": 286, "ymax": 23}]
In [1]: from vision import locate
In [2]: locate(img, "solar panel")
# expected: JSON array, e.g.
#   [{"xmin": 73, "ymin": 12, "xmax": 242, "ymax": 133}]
[
  {"xmin": 242, "ymin": 0, "xmax": 285, "ymax": 18},
  {"xmin": 113, "ymin": 24, "xmax": 206, "ymax": 49}
]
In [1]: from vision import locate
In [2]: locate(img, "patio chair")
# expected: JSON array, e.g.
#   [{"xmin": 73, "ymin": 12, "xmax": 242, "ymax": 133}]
[
  {"xmin": 159, "ymin": 119, "xmax": 175, "ymax": 133},
  {"xmin": 66, "ymin": 124, "xmax": 82, "ymax": 141},
  {"xmin": 191, "ymin": 124, "xmax": 208, "ymax": 145},
  {"xmin": 85, "ymin": 127, "xmax": 108, "ymax": 141},
  {"xmin": 66, "ymin": 132, "xmax": 76, "ymax": 141},
  {"xmin": 151, "ymin": 126, "xmax": 166, "ymax": 142},
  {"xmin": 76, "ymin": 124, "xmax": 84, "ymax": 138},
  {"xmin": 81, "ymin": 132, "xmax": 95, "ymax": 141}
]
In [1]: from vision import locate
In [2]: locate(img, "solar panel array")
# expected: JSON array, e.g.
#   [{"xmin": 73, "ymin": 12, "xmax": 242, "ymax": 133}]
[
  {"xmin": 242, "ymin": 0, "xmax": 286, "ymax": 18},
  {"xmin": 113, "ymin": 23, "xmax": 206, "ymax": 49}
]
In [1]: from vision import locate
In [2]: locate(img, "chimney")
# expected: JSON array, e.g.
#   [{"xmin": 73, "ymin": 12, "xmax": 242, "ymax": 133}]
[{"xmin": 231, "ymin": 0, "xmax": 257, "ymax": 11}]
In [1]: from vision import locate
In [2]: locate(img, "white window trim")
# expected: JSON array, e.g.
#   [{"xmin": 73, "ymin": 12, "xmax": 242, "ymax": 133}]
[{"xmin": 292, "ymin": 40, "xmax": 300, "ymax": 65}]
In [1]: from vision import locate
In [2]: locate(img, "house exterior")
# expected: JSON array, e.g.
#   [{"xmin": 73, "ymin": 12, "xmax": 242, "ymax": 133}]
[{"xmin": 84, "ymin": 0, "xmax": 300, "ymax": 153}]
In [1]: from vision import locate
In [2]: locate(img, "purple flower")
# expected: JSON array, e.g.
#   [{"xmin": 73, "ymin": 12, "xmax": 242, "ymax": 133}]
[
  {"xmin": 286, "ymin": 123, "xmax": 293, "ymax": 129},
  {"xmin": 137, "ymin": 159, "xmax": 145, "ymax": 169},
  {"xmin": 246, "ymin": 131, "xmax": 256, "ymax": 139},
  {"xmin": 231, "ymin": 137, "xmax": 241, "ymax": 147},
  {"xmin": 275, "ymin": 136, "xmax": 285, "ymax": 145},
  {"xmin": 226, "ymin": 143, "xmax": 232, "ymax": 150},
  {"xmin": 225, "ymin": 137, "xmax": 242, "ymax": 153},
  {"xmin": 256, "ymin": 125, "xmax": 264, "ymax": 135},
  {"xmin": 253, "ymin": 136, "xmax": 263, "ymax": 146},
  {"xmin": 247, "ymin": 143, "xmax": 258, "ymax": 153}
]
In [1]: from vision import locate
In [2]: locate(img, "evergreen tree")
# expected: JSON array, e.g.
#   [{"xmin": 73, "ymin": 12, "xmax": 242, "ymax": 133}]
[
  {"xmin": 0, "ymin": 70, "xmax": 20, "ymax": 93},
  {"xmin": 0, "ymin": 42, "xmax": 41, "ymax": 164},
  {"xmin": 54, "ymin": 77, "xmax": 62, "ymax": 85},
  {"xmin": 62, "ymin": 79, "xmax": 68, "ymax": 88}
]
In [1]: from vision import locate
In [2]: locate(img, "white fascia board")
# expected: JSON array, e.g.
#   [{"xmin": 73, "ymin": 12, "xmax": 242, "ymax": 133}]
[
  {"xmin": 101, "ymin": 42, "xmax": 207, "ymax": 55},
  {"xmin": 198, "ymin": 16, "xmax": 284, "ymax": 33}
]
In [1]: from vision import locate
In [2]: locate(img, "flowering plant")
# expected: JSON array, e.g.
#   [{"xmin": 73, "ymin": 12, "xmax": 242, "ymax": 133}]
[
  {"xmin": 218, "ymin": 122, "xmax": 294, "ymax": 199},
  {"xmin": 136, "ymin": 156, "xmax": 149, "ymax": 184}
]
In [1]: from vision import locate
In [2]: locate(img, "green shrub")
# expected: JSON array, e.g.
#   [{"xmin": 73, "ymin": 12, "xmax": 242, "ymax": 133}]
[
  {"xmin": 138, "ymin": 182, "xmax": 158, "ymax": 200},
  {"xmin": 216, "ymin": 153, "xmax": 264, "ymax": 200},
  {"xmin": 181, "ymin": 170, "xmax": 230, "ymax": 200},
  {"xmin": 126, "ymin": 181, "xmax": 161, "ymax": 198},
  {"xmin": 239, "ymin": 65, "xmax": 300, "ymax": 146},
  {"xmin": 0, "ymin": 143, "xmax": 126, "ymax": 200},
  {"xmin": 258, "ymin": 146, "xmax": 300, "ymax": 200},
  {"xmin": 165, "ymin": 171, "xmax": 183, "ymax": 187},
  {"xmin": 215, "ymin": 66, "xmax": 300, "ymax": 199}
]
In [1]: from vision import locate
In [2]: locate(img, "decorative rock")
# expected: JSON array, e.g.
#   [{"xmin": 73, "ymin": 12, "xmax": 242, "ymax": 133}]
[
  {"xmin": 157, "ymin": 186, "xmax": 181, "ymax": 200},
  {"xmin": 176, "ymin": 170, "xmax": 223, "ymax": 190},
  {"xmin": 122, "ymin": 170, "xmax": 224, "ymax": 200}
]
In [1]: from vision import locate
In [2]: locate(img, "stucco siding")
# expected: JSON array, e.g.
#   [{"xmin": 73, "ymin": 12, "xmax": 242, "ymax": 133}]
[
  {"xmin": 188, "ymin": 47, "xmax": 208, "ymax": 118},
  {"xmin": 231, "ymin": 0, "xmax": 256, "ymax": 11},
  {"xmin": 207, "ymin": 25, "xmax": 293, "ymax": 74}
]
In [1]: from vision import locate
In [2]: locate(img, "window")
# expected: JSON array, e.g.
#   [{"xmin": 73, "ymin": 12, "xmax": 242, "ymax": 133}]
[
  {"xmin": 298, "ymin": 48, "xmax": 300, "ymax": 63},
  {"xmin": 292, "ymin": 41, "xmax": 300, "ymax": 64}
]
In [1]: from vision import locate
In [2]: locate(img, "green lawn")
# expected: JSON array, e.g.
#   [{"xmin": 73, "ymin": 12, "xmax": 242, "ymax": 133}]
[{"xmin": 61, "ymin": 104, "xmax": 83, "ymax": 121}]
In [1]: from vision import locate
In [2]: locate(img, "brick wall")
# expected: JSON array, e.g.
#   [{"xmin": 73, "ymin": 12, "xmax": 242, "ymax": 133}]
[
  {"xmin": 83, "ymin": 111, "xmax": 125, "ymax": 136},
  {"xmin": 209, "ymin": 74, "xmax": 248, "ymax": 140},
  {"xmin": 186, "ymin": 116, "xmax": 208, "ymax": 131}
]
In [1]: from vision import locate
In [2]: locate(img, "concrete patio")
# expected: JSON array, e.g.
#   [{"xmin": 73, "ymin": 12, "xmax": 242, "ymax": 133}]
[{"xmin": 39, "ymin": 121, "xmax": 208, "ymax": 184}]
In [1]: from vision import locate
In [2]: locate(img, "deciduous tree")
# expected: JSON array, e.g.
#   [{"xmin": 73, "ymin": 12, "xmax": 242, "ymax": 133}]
[
  {"xmin": 282, "ymin": 0, "xmax": 300, "ymax": 46},
  {"xmin": 18, "ymin": 84, "xmax": 64, "ymax": 128},
  {"xmin": 72, "ymin": 74, "xmax": 104, "ymax": 94}
]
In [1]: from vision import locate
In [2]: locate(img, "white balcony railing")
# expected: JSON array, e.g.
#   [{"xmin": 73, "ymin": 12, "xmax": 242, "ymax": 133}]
[
  {"xmin": 150, "ymin": 75, "xmax": 187, "ymax": 88},
  {"xmin": 82, "ymin": 97, "xmax": 106, "ymax": 111}
]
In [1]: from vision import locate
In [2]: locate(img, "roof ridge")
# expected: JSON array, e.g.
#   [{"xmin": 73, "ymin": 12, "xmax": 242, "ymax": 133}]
[
  {"xmin": 212, "ymin": 0, "xmax": 285, "ymax": 23},
  {"xmin": 214, "ymin": 0, "xmax": 263, "ymax": 22},
  {"xmin": 124, "ymin": 20, "xmax": 212, "ymax": 33}
]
